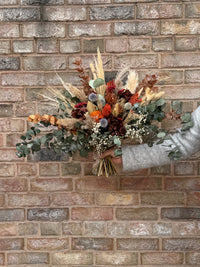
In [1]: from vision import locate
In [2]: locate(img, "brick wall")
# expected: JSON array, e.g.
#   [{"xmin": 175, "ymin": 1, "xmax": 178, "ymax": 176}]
[{"xmin": 0, "ymin": 0, "xmax": 200, "ymax": 266}]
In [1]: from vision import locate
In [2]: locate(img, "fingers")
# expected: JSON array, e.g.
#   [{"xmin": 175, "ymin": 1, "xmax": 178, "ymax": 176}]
[{"xmin": 101, "ymin": 148, "xmax": 115, "ymax": 158}]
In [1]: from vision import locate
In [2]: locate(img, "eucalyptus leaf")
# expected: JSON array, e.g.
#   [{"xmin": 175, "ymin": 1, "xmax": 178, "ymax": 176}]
[
  {"xmin": 172, "ymin": 101, "xmax": 182, "ymax": 114},
  {"xmin": 181, "ymin": 112, "xmax": 191, "ymax": 123},
  {"xmin": 93, "ymin": 78, "xmax": 105, "ymax": 88},
  {"xmin": 157, "ymin": 132, "xmax": 166, "ymax": 138}
]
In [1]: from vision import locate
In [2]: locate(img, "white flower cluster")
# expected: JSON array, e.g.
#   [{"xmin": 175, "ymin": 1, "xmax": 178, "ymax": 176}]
[{"xmin": 89, "ymin": 123, "xmax": 114, "ymax": 155}]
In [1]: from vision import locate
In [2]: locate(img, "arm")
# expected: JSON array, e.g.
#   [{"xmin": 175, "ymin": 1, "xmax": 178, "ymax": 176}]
[{"xmin": 122, "ymin": 106, "xmax": 200, "ymax": 172}]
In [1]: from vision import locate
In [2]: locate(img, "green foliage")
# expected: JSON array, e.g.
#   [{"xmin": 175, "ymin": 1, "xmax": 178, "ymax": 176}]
[{"xmin": 89, "ymin": 78, "xmax": 104, "ymax": 89}]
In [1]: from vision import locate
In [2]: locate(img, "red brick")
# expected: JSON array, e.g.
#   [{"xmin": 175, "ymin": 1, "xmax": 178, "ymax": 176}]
[
  {"xmin": 39, "ymin": 163, "xmax": 59, "ymax": 176},
  {"xmin": 141, "ymin": 252, "xmax": 183, "ymax": 264},
  {"xmin": 187, "ymin": 192, "xmax": 200, "ymax": 206},
  {"xmin": 27, "ymin": 238, "xmax": 69, "ymax": 250},
  {"xmin": 52, "ymin": 193, "xmax": 94, "ymax": 206},
  {"xmin": 121, "ymin": 177, "xmax": 162, "ymax": 190},
  {"xmin": 0, "ymin": 223, "xmax": 17, "ymax": 236},
  {"xmin": 8, "ymin": 194, "xmax": 49, "ymax": 207},
  {"xmin": 173, "ymin": 222, "xmax": 197, "ymax": 236},
  {"xmin": 30, "ymin": 178, "xmax": 73, "ymax": 192},
  {"xmin": 17, "ymin": 163, "xmax": 37, "ymax": 177},
  {"xmin": 0, "ymin": 253, "xmax": 4, "ymax": 265},
  {"xmin": 116, "ymin": 208, "xmax": 158, "ymax": 220},
  {"xmin": 75, "ymin": 177, "xmax": 118, "ymax": 191},
  {"xmin": 0, "ymin": 238, "xmax": 24, "ymax": 250},
  {"xmin": 0, "ymin": 149, "xmax": 22, "ymax": 162},
  {"xmin": 71, "ymin": 207, "xmax": 113, "ymax": 221},
  {"xmin": 0, "ymin": 163, "xmax": 14, "ymax": 177},
  {"xmin": 186, "ymin": 252, "xmax": 200, "ymax": 264},
  {"xmin": 0, "ymin": 194, "xmax": 4, "ymax": 207},
  {"xmin": 174, "ymin": 161, "xmax": 195, "ymax": 176},
  {"xmin": 0, "ymin": 179, "xmax": 27, "ymax": 192},
  {"xmin": 106, "ymin": 38, "xmax": 128, "ymax": 53}
]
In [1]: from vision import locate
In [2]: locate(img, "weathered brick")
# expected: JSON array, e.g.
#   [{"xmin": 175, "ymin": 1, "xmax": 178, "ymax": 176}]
[
  {"xmin": 10, "ymin": 119, "xmax": 25, "ymax": 132},
  {"xmin": 52, "ymin": 193, "xmax": 94, "ymax": 206},
  {"xmin": 0, "ymin": 223, "xmax": 17, "ymax": 236},
  {"xmin": 2, "ymin": 8, "xmax": 40, "ymax": 21},
  {"xmin": 37, "ymin": 39, "xmax": 58, "ymax": 53},
  {"xmin": 129, "ymin": 37, "xmax": 150, "ymax": 52},
  {"xmin": 71, "ymin": 207, "xmax": 113, "ymax": 221},
  {"xmin": 0, "ymin": 88, "xmax": 23, "ymax": 102},
  {"xmin": 141, "ymin": 252, "xmax": 183, "ymax": 264},
  {"xmin": 186, "ymin": 192, "xmax": 200, "ymax": 206},
  {"xmin": 27, "ymin": 238, "xmax": 69, "ymax": 250},
  {"xmin": 69, "ymin": 55, "xmax": 111, "ymax": 70},
  {"xmin": 137, "ymin": 4, "xmax": 182, "ymax": 19},
  {"xmin": 18, "ymin": 222, "xmax": 38, "ymax": 236},
  {"xmin": 75, "ymin": 177, "xmax": 118, "ymax": 191},
  {"xmin": 28, "ymin": 149, "xmax": 69, "ymax": 162},
  {"xmin": 60, "ymin": 40, "xmax": 80, "ymax": 53},
  {"xmin": 115, "ymin": 0, "xmax": 158, "ymax": 2},
  {"xmin": 13, "ymin": 40, "xmax": 33, "ymax": 53},
  {"xmin": 7, "ymin": 133, "xmax": 22, "ymax": 147},
  {"xmin": 186, "ymin": 3, "xmax": 200, "ymax": 18},
  {"xmin": 90, "ymin": 6, "xmax": 134, "ymax": 20},
  {"xmin": 0, "ymin": 238, "xmax": 24, "ymax": 250},
  {"xmin": 161, "ymin": 53, "xmax": 200, "ymax": 68},
  {"xmin": 39, "ymin": 163, "xmax": 59, "ymax": 176},
  {"xmin": 43, "ymin": 7, "xmax": 86, "ymax": 21},
  {"xmin": 40, "ymin": 222, "xmax": 60, "ymax": 236},
  {"xmin": 0, "ymin": 40, "xmax": 10, "ymax": 54},
  {"xmin": 37, "ymin": 102, "xmax": 59, "ymax": 115},
  {"xmin": 72, "ymin": 237, "xmax": 113, "ymax": 250},
  {"xmin": 85, "ymin": 222, "xmax": 105, "ymax": 236},
  {"xmin": 95, "ymin": 252, "xmax": 138, "ymax": 265},
  {"xmin": 17, "ymin": 163, "xmax": 37, "ymax": 177},
  {"xmin": 163, "ymin": 238, "xmax": 200, "ymax": 251},
  {"xmin": 186, "ymin": 252, "xmax": 200, "ymax": 264},
  {"xmin": 153, "ymin": 222, "xmax": 172, "ymax": 236},
  {"xmin": 162, "ymin": 86, "xmax": 200, "ymax": 100},
  {"xmin": 21, "ymin": 0, "xmax": 64, "ymax": 5},
  {"xmin": 151, "ymin": 164, "xmax": 171, "ymax": 175},
  {"xmin": 175, "ymin": 37, "xmax": 197, "ymax": 51},
  {"xmin": 185, "ymin": 70, "xmax": 200, "ymax": 84},
  {"xmin": 0, "ymin": 209, "xmax": 24, "ymax": 222},
  {"xmin": 52, "ymin": 252, "xmax": 93, "ymax": 265},
  {"xmin": 174, "ymin": 161, "xmax": 195, "ymax": 176},
  {"xmin": 106, "ymin": 38, "xmax": 128, "ymax": 53},
  {"xmin": 0, "ymin": 179, "xmax": 27, "ymax": 192},
  {"xmin": 22, "ymin": 23, "xmax": 65, "ymax": 38},
  {"xmin": 61, "ymin": 162, "xmax": 81, "ymax": 175},
  {"xmin": 0, "ymin": 163, "xmax": 14, "ymax": 177},
  {"xmin": 165, "ymin": 177, "xmax": 200, "ymax": 191},
  {"xmin": 0, "ymin": 104, "xmax": 13, "ymax": 117},
  {"xmin": 0, "ymin": 149, "xmax": 22, "ymax": 161},
  {"xmin": 62, "ymin": 222, "xmax": 83, "ymax": 236},
  {"xmin": 69, "ymin": 23, "xmax": 111, "ymax": 37},
  {"xmin": 117, "ymin": 238, "xmax": 158, "ymax": 251},
  {"xmin": 173, "ymin": 222, "xmax": 197, "ymax": 236},
  {"xmin": 83, "ymin": 39, "xmax": 104, "ymax": 53},
  {"xmin": 23, "ymin": 56, "xmax": 66, "ymax": 70},
  {"xmin": 7, "ymin": 252, "xmax": 49, "ymax": 265},
  {"xmin": 114, "ymin": 54, "xmax": 158, "ymax": 69},
  {"xmin": 96, "ymin": 192, "xmax": 139, "ymax": 205},
  {"xmin": 121, "ymin": 177, "xmax": 162, "ymax": 190},
  {"xmin": 152, "ymin": 37, "xmax": 173, "ymax": 51},
  {"xmin": 114, "ymin": 21, "xmax": 159, "ymax": 35},
  {"xmin": 161, "ymin": 208, "xmax": 200, "ymax": 220},
  {"xmin": 68, "ymin": 0, "xmax": 110, "ymax": 3},
  {"xmin": 0, "ymin": 195, "xmax": 4, "ymax": 207},
  {"xmin": 0, "ymin": 0, "xmax": 17, "ymax": 4},
  {"xmin": 8, "ymin": 194, "xmax": 49, "ymax": 207},
  {"xmin": 0, "ymin": 253, "xmax": 4, "ymax": 265},
  {"xmin": 27, "ymin": 208, "xmax": 69, "ymax": 221},
  {"xmin": 0, "ymin": 57, "xmax": 20, "ymax": 71},
  {"xmin": 15, "ymin": 102, "xmax": 35, "ymax": 117},
  {"xmin": 141, "ymin": 192, "xmax": 184, "ymax": 205},
  {"xmin": 0, "ymin": 23, "xmax": 19, "ymax": 37},
  {"xmin": 31, "ymin": 178, "xmax": 73, "ymax": 192},
  {"xmin": 116, "ymin": 208, "xmax": 158, "ymax": 220},
  {"xmin": 161, "ymin": 20, "xmax": 200, "ymax": 35}
]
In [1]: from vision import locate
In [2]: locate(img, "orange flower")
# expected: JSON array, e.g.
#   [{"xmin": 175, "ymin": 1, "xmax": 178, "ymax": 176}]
[
  {"xmin": 129, "ymin": 93, "xmax": 142, "ymax": 105},
  {"xmin": 102, "ymin": 103, "xmax": 112, "ymax": 117},
  {"xmin": 90, "ymin": 110, "xmax": 103, "ymax": 122}
]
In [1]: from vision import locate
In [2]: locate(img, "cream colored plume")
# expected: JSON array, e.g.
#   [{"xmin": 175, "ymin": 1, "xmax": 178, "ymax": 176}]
[
  {"xmin": 90, "ymin": 48, "xmax": 106, "ymax": 95},
  {"xmin": 141, "ymin": 87, "xmax": 165, "ymax": 106},
  {"xmin": 87, "ymin": 101, "xmax": 98, "ymax": 114},
  {"xmin": 115, "ymin": 66, "xmax": 130, "ymax": 91},
  {"xmin": 125, "ymin": 70, "xmax": 138, "ymax": 94}
]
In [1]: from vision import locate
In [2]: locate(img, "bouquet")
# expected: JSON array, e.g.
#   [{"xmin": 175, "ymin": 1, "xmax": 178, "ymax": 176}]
[{"xmin": 16, "ymin": 49, "xmax": 193, "ymax": 177}]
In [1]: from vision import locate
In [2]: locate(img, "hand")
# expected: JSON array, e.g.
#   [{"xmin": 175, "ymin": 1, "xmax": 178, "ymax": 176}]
[{"xmin": 101, "ymin": 148, "xmax": 122, "ymax": 165}]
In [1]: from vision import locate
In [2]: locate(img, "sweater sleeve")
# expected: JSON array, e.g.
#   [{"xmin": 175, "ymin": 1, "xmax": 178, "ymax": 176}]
[{"xmin": 122, "ymin": 106, "xmax": 200, "ymax": 172}]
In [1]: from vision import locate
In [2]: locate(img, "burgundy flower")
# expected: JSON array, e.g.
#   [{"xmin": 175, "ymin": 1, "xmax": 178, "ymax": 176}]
[
  {"xmin": 106, "ymin": 80, "xmax": 116, "ymax": 93},
  {"xmin": 107, "ymin": 115, "xmax": 126, "ymax": 136},
  {"xmin": 72, "ymin": 103, "xmax": 87, "ymax": 119},
  {"xmin": 118, "ymin": 89, "xmax": 133, "ymax": 101}
]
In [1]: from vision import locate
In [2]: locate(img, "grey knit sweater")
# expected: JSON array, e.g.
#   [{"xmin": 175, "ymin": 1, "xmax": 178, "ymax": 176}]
[{"xmin": 122, "ymin": 106, "xmax": 200, "ymax": 172}]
